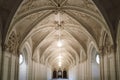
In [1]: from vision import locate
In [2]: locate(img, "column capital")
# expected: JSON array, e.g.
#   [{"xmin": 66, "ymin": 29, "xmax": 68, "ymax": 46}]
[
  {"xmin": 109, "ymin": 45, "xmax": 116, "ymax": 54},
  {"xmin": 3, "ymin": 31, "xmax": 20, "ymax": 56},
  {"xmin": 98, "ymin": 46, "xmax": 107, "ymax": 56},
  {"xmin": 99, "ymin": 44, "xmax": 115, "ymax": 56}
]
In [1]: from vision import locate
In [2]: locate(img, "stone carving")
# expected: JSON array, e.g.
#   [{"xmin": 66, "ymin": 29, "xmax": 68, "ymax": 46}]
[
  {"xmin": 15, "ymin": 0, "xmax": 101, "ymax": 19},
  {"xmin": 107, "ymin": 45, "xmax": 116, "ymax": 54},
  {"xmin": 4, "ymin": 31, "xmax": 20, "ymax": 54},
  {"xmin": 99, "ymin": 46, "xmax": 105, "ymax": 56},
  {"xmin": 104, "ymin": 34, "xmax": 113, "ymax": 54},
  {"xmin": 99, "ymin": 34, "xmax": 115, "ymax": 55}
]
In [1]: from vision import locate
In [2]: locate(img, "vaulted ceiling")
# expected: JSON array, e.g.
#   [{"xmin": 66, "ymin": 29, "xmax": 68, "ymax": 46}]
[
  {"xmin": 1, "ymin": 0, "xmax": 120, "ymax": 41},
  {"xmin": 0, "ymin": 0, "xmax": 120, "ymax": 69}
]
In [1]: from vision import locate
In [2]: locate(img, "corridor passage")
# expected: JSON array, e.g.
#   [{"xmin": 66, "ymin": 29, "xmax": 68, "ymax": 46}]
[{"xmin": 0, "ymin": 0, "xmax": 120, "ymax": 80}]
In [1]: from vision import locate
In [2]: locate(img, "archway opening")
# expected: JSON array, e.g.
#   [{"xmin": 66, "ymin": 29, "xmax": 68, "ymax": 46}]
[
  {"xmin": 53, "ymin": 70, "xmax": 57, "ymax": 79},
  {"xmin": 58, "ymin": 69, "xmax": 62, "ymax": 78},
  {"xmin": 19, "ymin": 48, "xmax": 28, "ymax": 80},
  {"xmin": 63, "ymin": 70, "xmax": 67, "ymax": 79}
]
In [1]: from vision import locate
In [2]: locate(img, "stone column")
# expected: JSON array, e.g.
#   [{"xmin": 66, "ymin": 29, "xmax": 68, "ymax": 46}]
[
  {"xmin": 86, "ymin": 49, "xmax": 92, "ymax": 80},
  {"xmin": 1, "ymin": 47, "xmax": 19, "ymax": 80},
  {"xmin": 106, "ymin": 49, "xmax": 110, "ymax": 80},
  {"xmin": 31, "ymin": 61, "xmax": 35, "ymax": 80},
  {"xmin": 108, "ymin": 45, "xmax": 116, "ymax": 80},
  {"xmin": 100, "ymin": 53, "xmax": 104, "ymax": 80},
  {"xmin": 103, "ymin": 46, "xmax": 111, "ymax": 80},
  {"xmin": 0, "ymin": 53, "xmax": 1, "ymax": 77},
  {"xmin": 2, "ymin": 50, "xmax": 11, "ymax": 80},
  {"xmin": 116, "ymin": 41, "xmax": 120, "ymax": 80},
  {"xmin": 28, "ymin": 57, "xmax": 33, "ymax": 80},
  {"xmin": 116, "ymin": 20, "xmax": 120, "ymax": 80},
  {"xmin": 14, "ymin": 55, "xmax": 19, "ymax": 80},
  {"xmin": 101, "ymin": 44, "xmax": 116, "ymax": 80},
  {"xmin": 1, "ymin": 31, "xmax": 20, "ymax": 80},
  {"xmin": 99, "ymin": 46, "xmax": 110, "ymax": 80},
  {"xmin": 0, "ymin": 16, "xmax": 2, "ymax": 80},
  {"xmin": 99, "ymin": 47, "xmax": 104, "ymax": 80}
]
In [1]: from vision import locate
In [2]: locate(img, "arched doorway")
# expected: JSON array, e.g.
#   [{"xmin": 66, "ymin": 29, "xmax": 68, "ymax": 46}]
[
  {"xmin": 63, "ymin": 70, "xmax": 67, "ymax": 79},
  {"xmin": 53, "ymin": 70, "xmax": 57, "ymax": 79},
  {"xmin": 58, "ymin": 69, "xmax": 62, "ymax": 78}
]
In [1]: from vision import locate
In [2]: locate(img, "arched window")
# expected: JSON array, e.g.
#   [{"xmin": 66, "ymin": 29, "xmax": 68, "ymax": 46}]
[
  {"xmin": 96, "ymin": 54, "xmax": 100, "ymax": 64},
  {"xmin": 19, "ymin": 48, "xmax": 28, "ymax": 80},
  {"xmin": 19, "ymin": 54, "xmax": 24, "ymax": 64},
  {"xmin": 91, "ymin": 48, "xmax": 100, "ymax": 80}
]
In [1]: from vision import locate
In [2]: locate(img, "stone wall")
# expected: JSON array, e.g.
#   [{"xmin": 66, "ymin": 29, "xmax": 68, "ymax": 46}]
[
  {"xmin": 68, "ymin": 45, "xmax": 117, "ymax": 80},
  {"xmin": 68, "ymin": 62, "xmax": 87, "ymax": 80},
  {"xmin": 116, "ymin": 21, "xmax": 120, "ymax": 80},
  {"xmin": 30, "ymin": 61, "xmax": 50, "ymax": 80},
  {"xmin": 18, "ymin": 46, "xmax": 52, "ymax": 80}
]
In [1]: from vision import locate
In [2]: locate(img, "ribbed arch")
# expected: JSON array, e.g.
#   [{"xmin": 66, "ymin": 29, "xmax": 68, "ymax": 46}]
[{"xmin": 6, "ymin": 0, "xmax": 112, "ymax": 70}]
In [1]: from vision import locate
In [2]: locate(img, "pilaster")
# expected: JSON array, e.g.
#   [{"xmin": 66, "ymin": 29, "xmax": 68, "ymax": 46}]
[{"xmin": 1, "ymin": 30, "xmax": 20, "ymax": 80}]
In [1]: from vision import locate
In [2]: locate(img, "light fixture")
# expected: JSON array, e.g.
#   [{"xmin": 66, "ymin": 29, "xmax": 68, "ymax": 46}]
[
  {"xmin": 59, "ymin": 61, "xmax": 62, "ymax": 67},
  {"xmin": 57, "ymin": 40, "xmax": 62, "ymax": 47},
  {"xmin": 59, "ymin": 64, "xmax": 61, "ymax": 67},
  {"xmin": 58, "ymin": 54, "xmax": 62, "ymax": 59},
  {"xmin": 58, "ymin": 54, "xmax": 62, "ymax": 67}
]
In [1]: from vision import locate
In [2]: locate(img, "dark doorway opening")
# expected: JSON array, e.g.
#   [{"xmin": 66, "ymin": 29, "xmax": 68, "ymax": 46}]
[
  {"xmin": 63, "ymin": 70, "xmax": 67, "ymax": 78},
  {"xmin": 53, "ymin": 70, "xmax": 57, "ymax": 78}
]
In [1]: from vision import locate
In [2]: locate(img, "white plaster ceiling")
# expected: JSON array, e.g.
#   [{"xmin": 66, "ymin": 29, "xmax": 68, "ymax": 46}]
[{"xmin": 8, "ymin": 0, "xmax": 107, "ymax": 69}]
